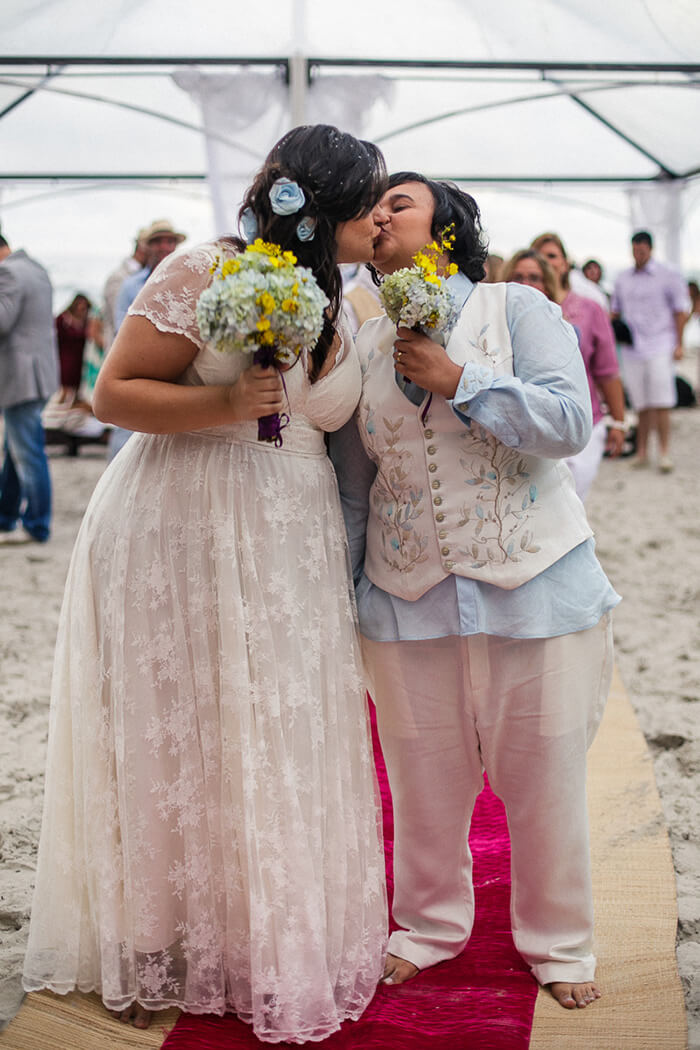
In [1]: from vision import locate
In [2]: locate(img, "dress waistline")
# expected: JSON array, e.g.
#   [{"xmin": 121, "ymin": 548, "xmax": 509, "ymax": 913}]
[{"xmin": 184, "ymin": 419, "xmax": 327, "ymax": 458}]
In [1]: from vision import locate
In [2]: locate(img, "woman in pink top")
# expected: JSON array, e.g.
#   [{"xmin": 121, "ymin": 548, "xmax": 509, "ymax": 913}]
[{"xmin": 530, "ymin": 234, "xmax": 626, "ymax": 500}]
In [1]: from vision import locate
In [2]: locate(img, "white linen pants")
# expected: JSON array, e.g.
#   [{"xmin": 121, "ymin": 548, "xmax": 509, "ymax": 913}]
[{"xmin": 362, "ymin": 614, "xmax": 613, "ymax": 985}]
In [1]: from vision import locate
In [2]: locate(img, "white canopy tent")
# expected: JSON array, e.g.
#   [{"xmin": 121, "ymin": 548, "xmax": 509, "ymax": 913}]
[{"xmin": 1, "ymin": 0, "xmax": 699, "ymax": 303}]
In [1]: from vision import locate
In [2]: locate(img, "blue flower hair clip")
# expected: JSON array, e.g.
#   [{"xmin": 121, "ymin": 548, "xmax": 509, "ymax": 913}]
[
  {"xmin": 240, "ymin": 207, "xmax": 258, "ymax": 244},
  {"xmin": 269, "ymin": 177, "xmax": 306, "ymax": 216},
  {"xmin": 296, "ymin": 216, "xmax": 316, "ymax": 242}
]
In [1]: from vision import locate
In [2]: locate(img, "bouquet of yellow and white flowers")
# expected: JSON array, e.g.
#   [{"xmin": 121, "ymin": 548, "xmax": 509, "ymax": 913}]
[
  {"xmin": 196, "ymin": 239, "xmax": 328, "ymax": 445},
  {"xmin": 379, "ymin": 226, "xmax": 460, "ymax": 336}
]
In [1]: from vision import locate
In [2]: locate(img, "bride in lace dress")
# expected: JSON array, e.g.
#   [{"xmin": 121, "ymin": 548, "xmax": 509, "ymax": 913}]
[{"xmin": 22, "ymin": 125, "xmax": 389, "ymax": 1044}]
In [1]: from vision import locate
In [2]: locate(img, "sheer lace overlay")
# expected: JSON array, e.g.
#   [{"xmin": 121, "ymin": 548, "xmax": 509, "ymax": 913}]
[{"xmin": 23, "ymin": 241, "xmax": 387, "ymax": 1044}]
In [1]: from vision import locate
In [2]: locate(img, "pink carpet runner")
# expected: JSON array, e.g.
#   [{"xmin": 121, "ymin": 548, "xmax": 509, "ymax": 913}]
[{"xmin": 162, "ymin": 704, "xmax": 537, "ymax": 1049}]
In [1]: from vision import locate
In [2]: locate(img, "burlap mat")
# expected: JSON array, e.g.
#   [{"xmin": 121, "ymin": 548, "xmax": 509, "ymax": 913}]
[
  {"xmin": 0, "ymin": 990, "xmax": 179, "ymax": 1049},
  {"xmin": 530, "ymin": 666, "xmax": 687, "ymax": 1049},
  {"xmin": 2, "ymin": 668, "xmax": 687, "ymax": 1049}
]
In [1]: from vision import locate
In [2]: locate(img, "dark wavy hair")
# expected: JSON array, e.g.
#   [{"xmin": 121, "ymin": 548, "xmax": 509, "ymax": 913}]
[
  {"xmin": 234, "ymin": 124, "xmax": 387, "ymax": 381},
  {"xmin": 372, "ymin": 172, "xmax": 488, "ymax": 284}
]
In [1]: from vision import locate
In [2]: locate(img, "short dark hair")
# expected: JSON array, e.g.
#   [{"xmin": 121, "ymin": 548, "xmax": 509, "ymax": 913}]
[
  {"xmin": 632, "ymin": 230, "xmax": 653, "ymax": 248},
  {"xmin": 386, "ymin": 172, "xmax": 489, "ymax": 282},
  {"xmin": 0, "ymin": 234, "xmax": 9, "ymax": 250}
]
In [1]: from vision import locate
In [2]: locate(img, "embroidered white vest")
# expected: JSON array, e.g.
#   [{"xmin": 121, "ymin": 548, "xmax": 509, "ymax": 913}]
[{"xmin": 355, "ymin": 282, "xmax": 592, "ymax": 600}]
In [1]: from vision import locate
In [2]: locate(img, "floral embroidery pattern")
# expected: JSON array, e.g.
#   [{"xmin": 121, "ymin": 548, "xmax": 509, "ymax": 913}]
[
  {"xmin": 459, "ymin": 425, "xmax": 542, "ymax": 568},
  {"xmin": 469, "ymin": 322, "xmax": 501, "ymax": 365},
  {"xmin": 459, "ymin": 362, "xmax": 494, "ymax": 401},
  {"xmin": 362, "ymin": 408, "xmax": 429, "ymax": 574}
]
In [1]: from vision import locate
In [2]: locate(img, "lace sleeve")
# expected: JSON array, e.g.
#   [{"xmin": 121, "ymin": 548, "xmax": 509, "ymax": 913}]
[{"xmin": 128, "ymin": 240, "xmax": 232, "ymax": 351}]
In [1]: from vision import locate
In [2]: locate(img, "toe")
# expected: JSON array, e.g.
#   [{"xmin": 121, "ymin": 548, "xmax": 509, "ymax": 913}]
[
  {"xmin": 381, "ymin": 953, "xmax": 419, "ymax": 986},
  {"xmin": 133, "ymin": 1007, "xmax": 152, "ymax": 1029},
  {"xmin": 548, "ymin": 982, "xmax": 577, "ymax": 1009}
]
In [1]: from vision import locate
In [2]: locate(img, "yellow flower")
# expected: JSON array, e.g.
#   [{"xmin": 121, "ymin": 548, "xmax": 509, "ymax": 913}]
[
  {"xmin": 256, "ymin": 318, "xmax": 271, "ymax": 332},
  {"xmin": 413, "ymin": 250, "xmax": 437, "ymax": 273},
  {"xmin": 220, "ymin": 258, "xmax": 241, "ymax": 276},
  {"xmin": 259, "ymin": 329, "xmax": 276, "ymax": 345},
  {"xmin": 447, "ymin": 262, "xmax": 459, "ymax": 276},
  {"xmin": 282, "ymin": 251, "xmax": 298, "ymax": 265},
  {"xmin": 424, "ymin": 273, "xmax": 442, "ymax": 286},
  {"xmin": 281, "ymin": 298, "xmax": 298, "ymax": 313},
  {"xmin": 248, "ymin": 239, "xmax": 281, "ymax": 257},
  {"xmin": 258, "ymin": 292, "xmax": 276, "ymax": 313}
]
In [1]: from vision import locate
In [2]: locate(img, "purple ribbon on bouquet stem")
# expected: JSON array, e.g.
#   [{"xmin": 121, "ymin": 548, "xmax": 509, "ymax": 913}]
[{"xmin": 253, "ymin": 345, "xmax": 290, "ymax": 447}]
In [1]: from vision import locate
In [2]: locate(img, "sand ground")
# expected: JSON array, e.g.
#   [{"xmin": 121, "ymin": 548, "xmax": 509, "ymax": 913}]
[{"xmin": 1, "ymin": 385, "xmax": 699, "ymax": 1046}]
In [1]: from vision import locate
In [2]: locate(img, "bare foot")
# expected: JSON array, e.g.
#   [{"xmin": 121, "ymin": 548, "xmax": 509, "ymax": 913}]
[
  {"xmin": 381, "ymin": 952, "xmax": 420, "ymax": 986},
  {"xmin": 548, "ymin": 981, "xmax": 601, "ymax": 1009},
  {"xmin": 109, "ymin": 1002, "xmax": 153, "ymax": 1028}
]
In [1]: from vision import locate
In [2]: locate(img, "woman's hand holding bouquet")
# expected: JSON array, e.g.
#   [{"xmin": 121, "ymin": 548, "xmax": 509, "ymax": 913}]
[
  {"xmin": 379, "ymin": 227, "xmax": 462, "ymax": 409},
  {"xmin": 196, "ymin": 239, "xmax": 328, "ymax": 445}
]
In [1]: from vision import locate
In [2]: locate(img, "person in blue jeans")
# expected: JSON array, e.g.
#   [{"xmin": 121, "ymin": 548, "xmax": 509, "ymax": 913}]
[{"xmin": 0, "ymin": 235, "xmax": 59, "ymax": 543}]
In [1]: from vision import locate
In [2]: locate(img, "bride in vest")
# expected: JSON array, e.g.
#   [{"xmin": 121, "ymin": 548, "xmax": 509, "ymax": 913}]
[{"xmin": 330, "ymin": 172, "xmax": 620, "ymax": 1012}]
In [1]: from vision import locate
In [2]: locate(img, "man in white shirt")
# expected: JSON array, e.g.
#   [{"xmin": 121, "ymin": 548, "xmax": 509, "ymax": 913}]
[{"xmin": 612, "ymin": 231, "xmax": 690, "ymax": 472}]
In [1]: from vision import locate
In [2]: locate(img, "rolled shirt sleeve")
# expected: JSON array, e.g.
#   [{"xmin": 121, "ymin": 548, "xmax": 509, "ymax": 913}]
[{"xmin": 450, "ymin": 284, "xmax": 592, "ymax": 458}]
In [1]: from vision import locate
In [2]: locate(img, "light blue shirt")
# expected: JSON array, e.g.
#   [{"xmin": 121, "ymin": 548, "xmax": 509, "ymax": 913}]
[
  {"xmin": 330, "ymin": 276, "xmax": 620, "ymax": 642},
  {"xmin": 114, "ymin": 266, "xmax": 151, "ymax": 332}
]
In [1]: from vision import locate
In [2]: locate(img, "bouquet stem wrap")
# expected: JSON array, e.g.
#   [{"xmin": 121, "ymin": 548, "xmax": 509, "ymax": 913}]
[{"xmin": 253, "ymin": 345, "xmax": 290, "ymax": 446}]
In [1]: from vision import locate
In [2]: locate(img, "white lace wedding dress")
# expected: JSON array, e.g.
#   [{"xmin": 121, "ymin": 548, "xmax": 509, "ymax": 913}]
[{"xmin": 22, "ymin": 241, "xmax": 387, "ymax": 1044}]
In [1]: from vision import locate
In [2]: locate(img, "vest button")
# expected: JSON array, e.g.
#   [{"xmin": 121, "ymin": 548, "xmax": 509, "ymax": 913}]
[
  {"xmin": 441, "ymin": 546, "xmax": 450, "ymax": 556},
  {"xmin": 439, "ymin": 530, "xmax": 447, "ymax": 539},
  {"xmin": 424, "ymin": 429, "xmax": 434, "ymax": 439},
  {"xmin": 445, "ymin": 560, "xmax": 455, "ymax": 570},
  {"xmin": 431, "ymin": 480, "xmax": 440, "ymax": 490},
  {"xmin": 435, "ymin": 512, "xmax": 445, "ymax": 522},
  {"xmin": 428, "ymin": 463, "xmax": 437, "ymax": 473},
  {"xmin": 427, "ymin": 445, "xmax": 437, "ymax": 455},
  {"xmin": 433, "ymin": 496, "xmax": 443, "ymax": 506}
]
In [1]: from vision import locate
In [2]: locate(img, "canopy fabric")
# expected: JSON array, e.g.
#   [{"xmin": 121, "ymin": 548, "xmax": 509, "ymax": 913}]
[{"xmin": 1, "ymin": 0, "xmax": 699, "ymax": 300}]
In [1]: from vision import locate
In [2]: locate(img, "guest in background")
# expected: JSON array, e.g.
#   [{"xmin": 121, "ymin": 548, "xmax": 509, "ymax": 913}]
[
  {"xmin": 501, "ymin": 247, "xmax": 558, "ymax": 300},
  {"xmin": 101, "ymin": 228, "xmax": 148, "ymax": 356},
  {"xmin": 107, "ymin": 219, "xmax": 186, "ymax": 460},
  {"xmin": 55, "ymin": 293, "xmax": 91, "ymax": 404},
  {"xmin": 341, "ymin": 262, "xmax": 384, "ymax": 335},
  {"xmin": 0, "ymin": 234, "xmax": 59, "ymax": 544},
  {"xmin": 611, "ymin": 231, "xmax": 690, "ymax": 473},
  {"xmin": 581, "ymin": 258, "xmax": 611, "ymax": 308},
  {"xmin": 530, "ymin": 233, "xmax": 626, "ymax": 500},
  {"xmin": 582, "ymin": 259, "xmax": 603, "ymax": 286},
  {"xmin": 682, "ymin": 280, "xmax": 700, "ymax": 392},
  {"xmin": 482, "ymin": 252, "xmax": 503, "ymax": 283}
]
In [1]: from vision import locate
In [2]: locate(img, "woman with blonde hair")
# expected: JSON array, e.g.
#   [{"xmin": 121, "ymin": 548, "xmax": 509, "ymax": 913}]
[
  {"xmin": 501, "ymin": 248, "xmax": 558, "ymax": 303},
  {"xmin": 530, "ymin": 232, "xmax": 626, "ymax": 500}
]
